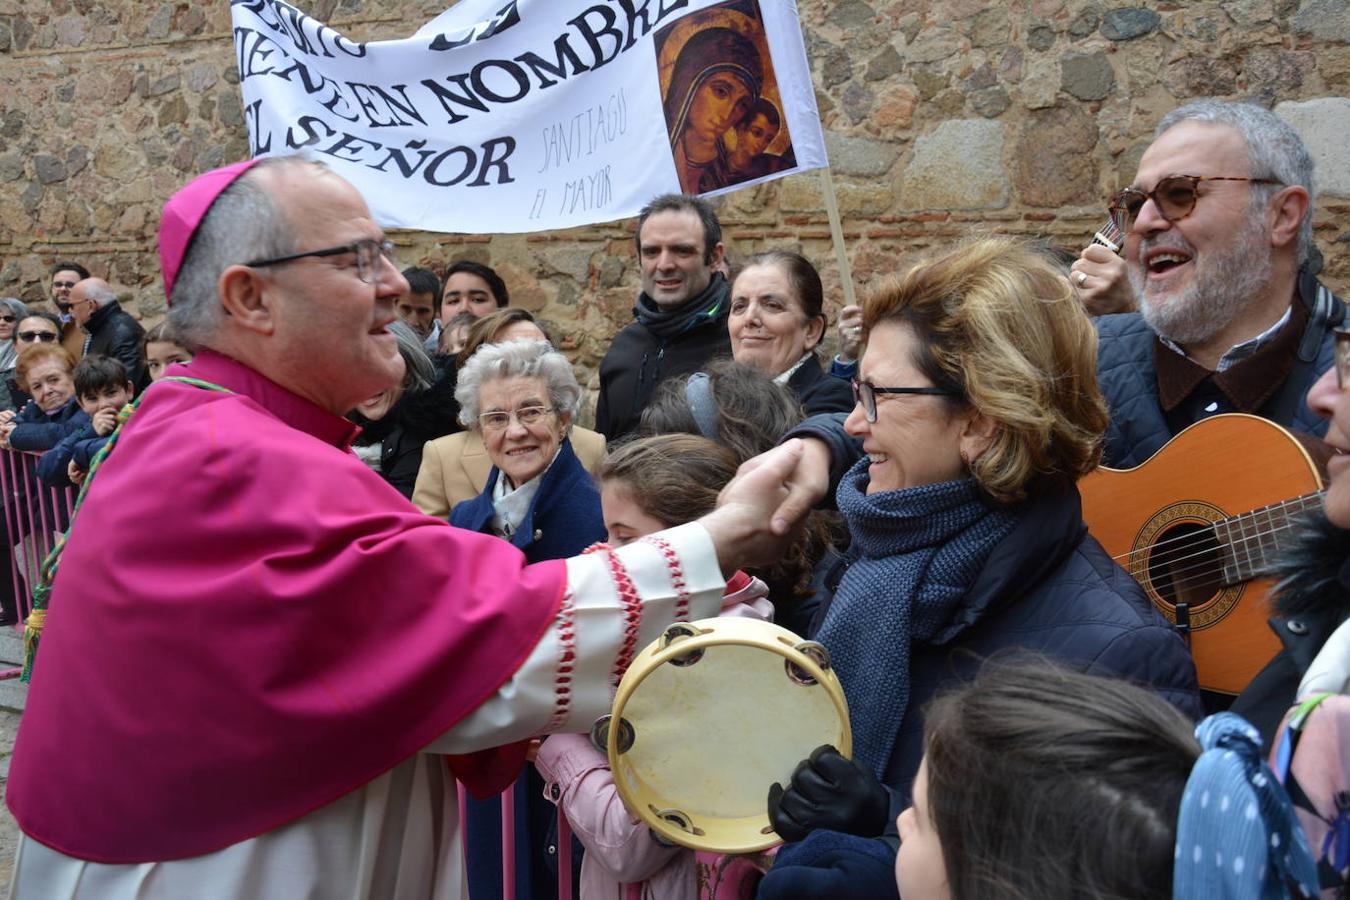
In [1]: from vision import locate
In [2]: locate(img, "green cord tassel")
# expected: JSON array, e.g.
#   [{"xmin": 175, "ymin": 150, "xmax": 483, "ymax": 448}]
[{"xmin": 20, "ymin": 377, "xmax": 234, "ymax": 682}]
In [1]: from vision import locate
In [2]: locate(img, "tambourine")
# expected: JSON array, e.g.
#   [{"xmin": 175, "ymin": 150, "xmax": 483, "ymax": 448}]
[{"xmin": 591, "ymin": 618, "xmax": 851, "ymax": 854}]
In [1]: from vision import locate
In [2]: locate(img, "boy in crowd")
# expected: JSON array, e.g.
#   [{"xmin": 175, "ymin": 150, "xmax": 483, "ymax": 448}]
[{"xmin": 37, "ymin": 355, "xmax": 134, "ymax": 489}]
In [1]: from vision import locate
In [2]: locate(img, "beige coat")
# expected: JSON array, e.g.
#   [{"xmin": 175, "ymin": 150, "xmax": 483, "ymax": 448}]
[{"xmin": 411, "ymin": 426, "xmax": 608, "ymax": 518}]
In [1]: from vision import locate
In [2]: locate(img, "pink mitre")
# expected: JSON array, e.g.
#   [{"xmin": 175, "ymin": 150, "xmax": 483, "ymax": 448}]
[{"xmin": 158, "ymin": 159, "xmax": 260, "ymax": 304}]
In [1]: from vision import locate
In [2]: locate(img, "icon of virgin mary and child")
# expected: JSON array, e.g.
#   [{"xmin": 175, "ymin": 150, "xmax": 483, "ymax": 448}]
[{"xmin": 661, "ymin": 25, "xmax": 797, "ymax": 195}]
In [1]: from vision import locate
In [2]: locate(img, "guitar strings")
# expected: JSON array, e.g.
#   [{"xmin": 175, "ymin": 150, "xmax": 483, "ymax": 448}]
[
  {"xmin": 1114, "ymin": 518, "xmax": 1315, "ymax": 597},
  {"xmin": 1105, "ymin": 493, "xmax": 1323, "ymax": 565},
  {"xmin": 1116, "ymin": 515, "xmax": 1311, "ymax": 577}
]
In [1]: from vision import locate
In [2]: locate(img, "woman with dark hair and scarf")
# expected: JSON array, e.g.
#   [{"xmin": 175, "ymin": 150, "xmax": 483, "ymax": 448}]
[
  {"xmin": 662, "ymin": 26, "xmax": 763, "ymax": 194},
  {"xmin": 347, "ymin": 320, "xmax": 459, "ymax": 499}
]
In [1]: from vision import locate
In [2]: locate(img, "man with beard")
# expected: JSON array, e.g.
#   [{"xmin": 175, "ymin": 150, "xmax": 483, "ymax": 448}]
[
  {"xmin": 1087, "ymin": 99, "xmax": 1344, "ymax": 469},
  {"xmin": 594, "ymin": 193, "xmax": 731, "ymax": 441}
]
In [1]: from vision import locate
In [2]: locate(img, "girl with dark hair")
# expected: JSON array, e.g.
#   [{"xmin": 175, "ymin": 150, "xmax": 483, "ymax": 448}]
[
  {"xmin": 640, "ymin": 359, "xmax": 841, "ymax": 633},
  {"xmin": 535, "ymin": 433, "xmax": 772, "ymax": 900},
  {"xmin": 761, "ymin": 661, "xmax": 1319, "ymax": 900}
]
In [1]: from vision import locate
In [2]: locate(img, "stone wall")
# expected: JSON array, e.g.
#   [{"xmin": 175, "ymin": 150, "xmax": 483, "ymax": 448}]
[{"xmin": 2, "ymin": 0, "xmax": 1348, "ymax": 403}]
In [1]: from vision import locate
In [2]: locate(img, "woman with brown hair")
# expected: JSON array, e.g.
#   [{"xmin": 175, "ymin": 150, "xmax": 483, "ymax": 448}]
[
  {"xmin": 411, "ymin": 308, "xmax": 606, "ymax": 516},
  {"xmin": 764, "ymin": 237, "xmax": 1201, "ymax": 872}
]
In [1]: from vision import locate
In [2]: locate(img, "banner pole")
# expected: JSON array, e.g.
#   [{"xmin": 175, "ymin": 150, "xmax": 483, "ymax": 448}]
[{"xmin": 817, "ymin": 166, "xmax": 857, "ymax": 309}]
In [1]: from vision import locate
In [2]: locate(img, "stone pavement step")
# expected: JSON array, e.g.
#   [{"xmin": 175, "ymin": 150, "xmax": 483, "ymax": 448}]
[{"xmin": 0, "ymin": 630, "xmax": 26, "ymax": 713}]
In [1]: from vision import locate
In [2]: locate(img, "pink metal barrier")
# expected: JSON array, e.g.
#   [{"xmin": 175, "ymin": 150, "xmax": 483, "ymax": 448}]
[
  {"xmin": 0, "ymin": 449, "xmax": 76, "ymax": 674},
  {"xmin": 0, "ymin": 448, "xmax": 573, "ymax": 897}
]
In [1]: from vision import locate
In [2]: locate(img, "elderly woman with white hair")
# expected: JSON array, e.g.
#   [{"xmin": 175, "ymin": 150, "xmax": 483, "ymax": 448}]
[
  {"xmin": 449, "ymin": 338, "xmax": 604, "ymax": 562},
  {"xmin": 451, "ymin": 338, "xmax": 606, "ymax": 900}
]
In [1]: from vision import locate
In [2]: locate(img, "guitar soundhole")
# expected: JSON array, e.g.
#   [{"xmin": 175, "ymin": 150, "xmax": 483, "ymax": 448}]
[{"xmin": 1145, "ymin": 521, "xmax": 1224, "ymax": 609}]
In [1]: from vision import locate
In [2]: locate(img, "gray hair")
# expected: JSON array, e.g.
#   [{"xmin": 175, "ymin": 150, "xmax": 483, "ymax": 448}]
[
  {"xmin": 455, "ymin": 339, "xmax": 581, "ymax": 428},
  {"xmin": 83, "ymin": 281, "xmax": 119, "ymax": 308},
  {"xmin": 387, "ymin": 318, "xmax": 434, "ymax": 393},
  {"xmin": 168, "ymin": 156, "xmax": 309, "ymax": 351},
  {"xmin": 1156, "ymin": 99, "xmax": 1316, "ymax": 264},
  {"xmin": 0, "ymin": 298, "xmax": 29, "ymax": 321}
]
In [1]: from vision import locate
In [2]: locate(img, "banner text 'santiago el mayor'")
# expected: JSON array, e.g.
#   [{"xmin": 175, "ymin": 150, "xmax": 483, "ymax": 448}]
[{"xmin": 231, "ymin": 0, "xmax": 826, "ymax": 233}]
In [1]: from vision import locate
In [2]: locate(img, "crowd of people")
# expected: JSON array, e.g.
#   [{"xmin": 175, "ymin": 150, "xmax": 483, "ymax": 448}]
[{"xmin": 0, "ymin": 95, "xmax": 1345, "ymax": 900}]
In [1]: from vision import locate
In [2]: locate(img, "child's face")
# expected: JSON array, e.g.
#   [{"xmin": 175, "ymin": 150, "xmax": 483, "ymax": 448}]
[
  {"xmin": 600, "ymin": 482, "xmax": 669, "ymax": 547},
  {"xmin": 895, "ymin": 759, "xmax": 951, "ymax": 900},
  {"xmin": 146, "ymin": 341, "xmax": 193, "ymax": 382},
  {"xmin": 79, "ymin": 383, "xmax": 133, "ymax": 418}
]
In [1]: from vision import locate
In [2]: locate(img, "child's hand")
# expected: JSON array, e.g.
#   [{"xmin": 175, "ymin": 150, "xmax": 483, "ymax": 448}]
[
  {"xmin": 0, "ymin": 409, "xmax": 14, "ymax": 427},
  {"xmin": 92, "ymin": 408, "xmax": 118, "ymax": 436},
  {"xmin": 67, "ymin": 460, "xmax": 86, "ymax": 486}
]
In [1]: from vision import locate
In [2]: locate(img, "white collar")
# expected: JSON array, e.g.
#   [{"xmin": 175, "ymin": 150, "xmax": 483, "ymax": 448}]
[
  {"xmin": 773, "ymin": 353, "xmax": 814, "ymax": 385},
  {"xmin": 489, "ymin": 447, "xmax": 562, "ymax": 537}
]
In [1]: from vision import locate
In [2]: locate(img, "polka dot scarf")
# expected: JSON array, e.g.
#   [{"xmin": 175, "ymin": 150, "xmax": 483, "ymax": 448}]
[{"xmin": 1173, "ymin": 712, "xmax": 1319, "ymax": 899}]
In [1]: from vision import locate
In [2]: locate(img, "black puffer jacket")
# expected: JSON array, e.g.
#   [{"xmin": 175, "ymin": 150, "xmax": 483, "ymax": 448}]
[
  {"xmin": 594, "ymin": 278, "xmax": 731, "ymax": 442},
  {"xmin": 349, "ymin": 369, "xmax": 460, "ymax": 499},
  {"xmin": 84, "ymin": 301, "xmax": 148, "ymax": 391}
]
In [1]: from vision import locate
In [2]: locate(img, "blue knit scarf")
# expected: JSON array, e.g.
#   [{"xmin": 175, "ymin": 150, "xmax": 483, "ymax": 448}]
[{"xmin": 815, "ymin": 459, "xmax": 1017, "ymax": 776}]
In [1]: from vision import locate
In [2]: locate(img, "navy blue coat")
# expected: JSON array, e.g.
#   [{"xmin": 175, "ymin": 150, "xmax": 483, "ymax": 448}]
[
  {"xmin": 786, "ymin": 354, "xmax": 855, "ymax": 417},
  {"xmin": 450, "ymin": 436, "xmax": 605, "ymax": 900},
  {"xmin": 449, "ymin": 437, "xmax": 605, "ymax": 564},
  {"xmin": 1095, "ymin": 271, "xmax": 1342, "ymax": 468},
  {"xmin": 810, "ymin": 478, "xmax": 1202, "ymax": 812}
]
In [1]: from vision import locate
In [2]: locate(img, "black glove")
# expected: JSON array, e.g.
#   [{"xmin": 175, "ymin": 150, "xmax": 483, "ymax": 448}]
[{"xmin": 767, "ymin": 744, "xmax": 890, "ymax": 843}]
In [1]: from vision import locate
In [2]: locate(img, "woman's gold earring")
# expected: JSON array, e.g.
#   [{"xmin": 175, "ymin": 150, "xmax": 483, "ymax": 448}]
[{"xmin": 960, "ymin": 448, "xmax": 971, "ymax": 467}]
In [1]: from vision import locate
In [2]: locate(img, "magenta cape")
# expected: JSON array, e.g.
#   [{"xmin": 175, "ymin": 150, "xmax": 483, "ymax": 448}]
[{"xmin": 6, "ymin": 351, "xmax": 566, "ymax": 863}]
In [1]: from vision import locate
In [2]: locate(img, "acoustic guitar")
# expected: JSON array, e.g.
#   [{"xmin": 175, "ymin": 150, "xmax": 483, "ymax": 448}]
[{"xmin": 1078, "ymin": 414, "xmax": 1323, "ymax": 697}]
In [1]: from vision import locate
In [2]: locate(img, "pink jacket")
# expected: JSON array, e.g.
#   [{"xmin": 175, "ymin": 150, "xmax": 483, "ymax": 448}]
[{"xmin": 534, "ymin": 572, "xmax": 772, "ymax": 900}]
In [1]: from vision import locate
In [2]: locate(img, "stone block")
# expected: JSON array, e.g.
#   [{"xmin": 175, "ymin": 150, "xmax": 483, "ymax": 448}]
[
  {"xmin": 971, "ymin": 86, "xmax": 1011, "ymax": 118},
  {"xmin": 34, "ymin": 154, "xmax": 66, "ymax": 184},
  {"xmin": 1292, "ymin": 0, "xmax": 1350, "ymax": 42},
  {"xmin": 1100, "ymin": 8, "xmax": 1161, "ymax": 41},
  {"xmin": 1276, "ymin": 97, "xmax": 1350, "ymax": 197},
  {"xmin": 1060, "ymin": 52, "xmax": 1115, "ymax": 101},
  {"xmin": 0, "ymin": 155, "xmax": 22, "ymax": 183},
  {"xmin": 1027, "ymin": 25, "xmax": 1056, "ymax": 51},
  {"xmin": 841, "ymin": 82, "xmax": 875, "ymax": 124},
  {"xmin": 1020, "ymin": 57, "xmax": 1061, "ymax": 109},
  {"xmin": 865, "ymin": 46, "xmax": 904, "ymax": 82},
  {"xmin": 824, "ymin": 131, "xmax": 900, "ymax": 177},
  {"xmin": 872, "ymin": 85, "xmax": 918, "ymax": 131},
  {"xmin": 1165, "ymin": 56, "xmax": 1237, "ymax": 97},
  {"xmin": 898, "ymin": 24, "xmax": 963, "ymax": 65},
  {"xmin": 1012, "ymin": 105, "xmax": 1098, "ymax": 208},
  {"xmin": 186, "ymin": 62, "xmax": 219, "ymax": 93},
  {"xmin": 1222, "ymin": 0, "xmax": 1276, "ymax": 27},
  {"xmin": 971, "ymin": 8, "xmax": 1011, "ymax": 48},
  {"xmin": 828, "ymin": 0, "xmax": 876, "ymax": 31},
  {"xmin": 899, "ymin": 120, "xmax": 1007, "ymax": 210}
]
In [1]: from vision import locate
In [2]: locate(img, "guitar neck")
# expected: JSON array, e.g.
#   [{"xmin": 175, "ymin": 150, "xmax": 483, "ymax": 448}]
[{"xmin": 1213, "ymin": 492, "xmax": 1324, "ymax": 584}]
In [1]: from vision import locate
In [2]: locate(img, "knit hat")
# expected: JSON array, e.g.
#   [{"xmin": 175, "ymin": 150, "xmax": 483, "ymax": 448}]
[{"xmin": 158, "ymin": 159, "xmax": 260, "ymax": 303}]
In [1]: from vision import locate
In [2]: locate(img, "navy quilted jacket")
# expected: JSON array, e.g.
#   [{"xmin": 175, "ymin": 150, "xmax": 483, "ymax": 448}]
[{"xmin": 1095, "ymin": 272, "xmax": 1343, "ymax": 468}]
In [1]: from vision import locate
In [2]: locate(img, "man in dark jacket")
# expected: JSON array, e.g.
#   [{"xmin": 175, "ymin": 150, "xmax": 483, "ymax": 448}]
[
  {"xmin": 593, "ymin": 194, "xmax": 731, "ymax": 442},
  {"xmin": 1076, "ymin": 99, "xmax": 1344, "ymax": 469},
  {"xmin": 70, "ymin": 278, "xmax": 148, "ymax": 391}
]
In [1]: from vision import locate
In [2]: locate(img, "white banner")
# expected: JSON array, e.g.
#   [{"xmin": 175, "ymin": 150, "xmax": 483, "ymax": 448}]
[{"xmin": 232, "ymin": 0, "xmax": 827, "ymax": 234}]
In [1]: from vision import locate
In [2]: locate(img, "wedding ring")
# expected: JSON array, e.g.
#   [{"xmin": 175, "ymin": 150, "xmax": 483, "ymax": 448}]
[{"xmin": 1074, "ymin": 271, "xmax": 1088, "ymax": 286}]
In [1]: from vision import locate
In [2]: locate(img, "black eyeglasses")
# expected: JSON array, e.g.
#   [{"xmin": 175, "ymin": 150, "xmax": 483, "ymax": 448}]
[
  {"xmin": 18, "ymin": 331, "xmax": 58, "ymax": 343},
  {"xmin": 851, "ymin": 378, "xmax": 956, "ymax": 423},
  {"xmin": 245, "ymin": 239, "xmax": 395, "ymax": 285},
  {"xmin": 1335, "ymin": 328, "xmax": 1350, "ymax": 390},
  {"xmin": 1108, "ymin": 174, "xmax": 1283, "ymax": 233},
  {"xmin": 51, "ymin": 280, "xmax": 77, "ymax": 290}
]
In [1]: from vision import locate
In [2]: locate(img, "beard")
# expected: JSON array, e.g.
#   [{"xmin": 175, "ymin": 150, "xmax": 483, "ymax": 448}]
[{"xmin": 1128, "ymin": 216, "xmax": 1273, "ymax": 348}]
